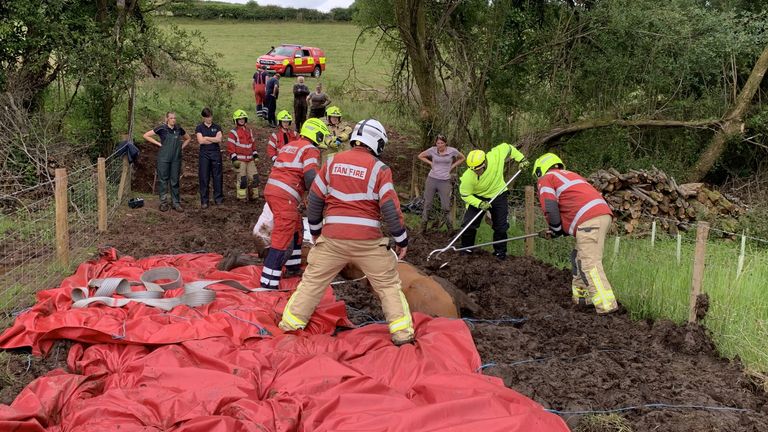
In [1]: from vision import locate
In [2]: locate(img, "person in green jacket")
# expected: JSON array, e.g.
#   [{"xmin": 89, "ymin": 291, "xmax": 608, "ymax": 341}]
[
  {"xmin": 459, "ymin": 142, "xmax": 528, "ymax": 259},
  {"xmin": 143, "ymin": 112, "xmax": 191, "ymax": 212}
]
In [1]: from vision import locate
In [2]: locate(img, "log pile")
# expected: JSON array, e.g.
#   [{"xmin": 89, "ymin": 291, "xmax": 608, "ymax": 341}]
[{"xmin": 589, "ymin": 168, "xmax": 744, "ymax": 234}]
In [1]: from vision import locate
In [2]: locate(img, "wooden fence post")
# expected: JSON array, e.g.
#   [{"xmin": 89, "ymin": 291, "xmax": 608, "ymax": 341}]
[
  {"xmin": 97, "ymin": 157, "xmax": 107, "ymax": 232},
  {"xmin": 688, "ymin": 222, "xmax": 710, "ymax": 323},
  {"xmin": 524, "ymin": 186, "xmax": 535, "ymax": 256},
  {"xmin": 54, "ymin": 168, "xmax": 69, "ymax": 267},
  {"xmin": 117, "ymin": 154, "xmax": 130, "ymax": 202}
]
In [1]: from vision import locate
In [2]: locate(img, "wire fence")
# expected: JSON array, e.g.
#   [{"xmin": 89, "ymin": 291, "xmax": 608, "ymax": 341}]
[
  {"xmin": 515, "ymin": 201, "xmax": 768, "ymax": 371},
  {"xmin": 0, "ymin": 155, "xmax": 130, "ymax": 326},
  {"xmin": 408, "ymin": 162, "xmax": 768, "ymax": 370}
]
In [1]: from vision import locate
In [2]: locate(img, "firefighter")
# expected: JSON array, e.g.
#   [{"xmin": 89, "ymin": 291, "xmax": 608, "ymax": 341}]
[
  {"xmin": 260, "ymin": 118, "xmax": 328, "ymax": 289},
  {"xmin": 279, "ymin": 119, "xmax": 415, "ymax": 346},
  {"xmin": 267, "ymin": 110, "xmax": 298, "ymax": 163},
  {"xmin": 533, "ymin": 153, "xmax": 618, "ymax": 314},
  {"xmin": 322, "ymin": 106, "xmax": 352, "ymax": 152},
  {"xmin": 226, "ymin": 109, "xmax": 260, "ymax": 200},
  {"xmin": 459, "ymin": 143, "xmax": 528, "ymax": 259},
  {"xmin": 252, "ymin": 66, "xmax": 268, "ymax": 119}
]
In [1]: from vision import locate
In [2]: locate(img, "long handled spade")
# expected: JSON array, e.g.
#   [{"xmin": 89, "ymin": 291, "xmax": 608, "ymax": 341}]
[
  {"xmin": 429, "ymin": 232, "xmax": 543, "ymax": 269},
  {"xmin": 427, "ymin": 169, "xmax": 523, "ymax": 262}
]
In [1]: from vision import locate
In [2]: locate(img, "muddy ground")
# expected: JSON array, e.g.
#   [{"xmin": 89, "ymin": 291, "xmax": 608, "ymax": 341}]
[
  {"xmin": 131, "ymin": 124, "xmax": 416, "ymax": 201},
  {"xmin": 2, "ymin": 128, "xmax": 768, "ymax": 431}
]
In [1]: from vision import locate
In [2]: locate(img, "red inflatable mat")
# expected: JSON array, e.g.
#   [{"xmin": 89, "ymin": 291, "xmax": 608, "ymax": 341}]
[{"xmin": 0, "ymin": 250, "xmax": 568, "ymax": 431}]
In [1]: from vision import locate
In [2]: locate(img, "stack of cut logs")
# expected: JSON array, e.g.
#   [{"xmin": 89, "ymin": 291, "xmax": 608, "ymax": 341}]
[{"xmin": 589, "ymin": 168, "xmax": 744, "ymax": 234}]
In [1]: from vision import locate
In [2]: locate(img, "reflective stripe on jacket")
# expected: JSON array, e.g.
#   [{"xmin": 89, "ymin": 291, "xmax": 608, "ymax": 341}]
[
  {"xmin": 307, "ymin": 147, "xmax": 408, "ymax": 247},
  {"xmin": 268, "ymin": 128, "xmax": 298, "ymax": 161},
  {"xmin": 324, "ymin": 121, "xmax": 353, "ymax": 146},
  {"xmin": 459, "ymin": 143, "xmax": 525, "ymax": 208},
  {"xmin": 537, "ymin": 169, "xmax": 613, "ymax": 235},
  {"xmin": 227, "ymin": 126, "xmax": 257, "ymax": 162},
  {"xmin": 264, "ymin": 137, "xmax": 320, "ymax": 201}
]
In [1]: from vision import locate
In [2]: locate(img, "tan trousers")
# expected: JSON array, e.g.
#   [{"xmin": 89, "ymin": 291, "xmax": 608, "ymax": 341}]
[
  {"xmin": 279, "ymin": 236, "xmax": 415, "ymax": 343},
  {"xmin": 236, "ymin": 160, "xmax": 258, "ymax": 199},
  {"xmin": 571, "ymin": 214, "xmax": 618, "ymax": 314}
]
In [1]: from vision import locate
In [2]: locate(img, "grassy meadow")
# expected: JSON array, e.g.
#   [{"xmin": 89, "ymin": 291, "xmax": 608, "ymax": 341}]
[{"xmin": 134, "ymin": 19, "xmax": 406, "ymax": 134}]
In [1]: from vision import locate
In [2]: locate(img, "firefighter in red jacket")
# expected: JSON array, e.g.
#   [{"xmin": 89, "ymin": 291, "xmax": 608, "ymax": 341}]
[
  {"xmin": 252, "ymin": 66, "xmax": 268, "ymax": 119},
  {"xmin": 268, "ymin": 110, "xmax": 298, "ymax": 163},
  {"xmin": 279, "ymin": 119, "xmax": 415, "ymax": 346},
  {"xmin": 260, "ymin": 118, "xmax": 328, "ymax": 289},
  {"xmin": 533, "ymin": 153, "xmax": 618, "ymax": 314},
  {"xmin": 227, "ymin": 110, "xmax": 260, "ymax": 200}
]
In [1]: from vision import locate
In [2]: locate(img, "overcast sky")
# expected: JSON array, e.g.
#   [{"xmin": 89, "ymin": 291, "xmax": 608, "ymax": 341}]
[{"xmin": 210, "ymin": 0, "xmax": 355, "ymax": 12}]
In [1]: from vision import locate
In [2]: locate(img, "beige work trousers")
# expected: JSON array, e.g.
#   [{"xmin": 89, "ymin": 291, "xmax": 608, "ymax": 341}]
[
  {"xmin": 571, "ymin": 214, "xmax": 618, "ymax": 314},
  {"xmin": 236, "ymin": 160, "xmax": 258, "ymax": 199},
  {"xmin": 279, "ymin": 236, "xmax": 415, "ymax": 343}
]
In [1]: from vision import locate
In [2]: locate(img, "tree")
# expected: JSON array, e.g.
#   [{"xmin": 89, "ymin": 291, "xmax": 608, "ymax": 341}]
[
  {"xmin": 355, "ymin": 0, "xmax": 551, "ymax": 149},
  {"xmin": 358, "ymin": 0, "xmax": 768, "ymax": 179},
  {"xmin": 510, "ymin": 0, "xmax": 768, "ymax": 180},
  {"xmin": 1, "ymin": 0, "xmax": 233, "ymax": 156},
  {"xmin": 689, "ymin": 42, "xmax": 768, "ymax": 180}
]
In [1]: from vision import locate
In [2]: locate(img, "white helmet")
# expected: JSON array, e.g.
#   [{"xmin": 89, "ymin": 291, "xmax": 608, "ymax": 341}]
[{"xmin": 351, "ymin": 119, "xmax": 388, "ymax": 156}]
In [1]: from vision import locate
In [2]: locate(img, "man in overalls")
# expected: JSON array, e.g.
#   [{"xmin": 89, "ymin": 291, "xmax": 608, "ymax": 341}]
[{"xmin": 143, "ymin": 111, "xmax": 191, "ymax": 212}]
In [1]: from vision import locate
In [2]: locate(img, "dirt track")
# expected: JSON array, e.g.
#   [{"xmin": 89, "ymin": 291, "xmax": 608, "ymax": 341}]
[{"xmin": 2, "ymin": 131, "xmax": 768, "ymax": 431}]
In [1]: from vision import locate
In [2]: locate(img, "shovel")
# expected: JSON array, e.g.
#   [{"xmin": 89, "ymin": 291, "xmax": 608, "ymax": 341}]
[
  {"xmin": 428, "ymin": 232, "xmax": 543, "ymax": 269},
  {"xmin": 427, "ymin": 169, "xmax": 523, "ymax": 262}
]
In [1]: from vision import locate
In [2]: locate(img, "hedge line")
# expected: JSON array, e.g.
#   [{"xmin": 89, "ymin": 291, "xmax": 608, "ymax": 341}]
[{"xmin": 166, "ymin": 1, "xmax": 354, "ymax": 22}]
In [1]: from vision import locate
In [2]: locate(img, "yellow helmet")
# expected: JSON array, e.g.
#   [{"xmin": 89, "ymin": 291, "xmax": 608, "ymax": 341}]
[
  {"xmin": 326, "ymin": 106, "xmax": 342, "ymax": 118},
  {"xmin": 532, "ymin": 153, "xmax": 565, "ymax": 177},
  {"xmin": 466, "ymin": 150, "xmax": 486, "ymax": 170},
  {"xmin": 277, "ymin": 110, "xmax": 292, "ymax": 122},
  {"xmin": 301, "ymin": 118, "xmax": 331, "ymax": 146},
  {"xmin": 232, "ymin": 109, "xmax": 248, "ymax": 122}
]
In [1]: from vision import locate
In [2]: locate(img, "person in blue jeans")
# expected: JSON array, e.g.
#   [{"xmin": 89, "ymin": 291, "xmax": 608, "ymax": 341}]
[
  {"xmin": 195, "ymin": 107, "xmax": 224, "ymax": 208},
  {"xmin": 143, "ymin": 112, "xmax": 191, "ymax": 212}
]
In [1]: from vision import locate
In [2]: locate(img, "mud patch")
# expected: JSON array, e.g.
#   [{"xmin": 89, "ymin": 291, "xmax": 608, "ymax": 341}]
[
  {"xmin": 0, "ymin": 340, "xmax": 73, "ymax": 405},
  {"xmin": 695, "ymin": 292, "xmax": 710, "ymax": 322},
  {"xmin": 401, "ymin": 231, "xmax": 768, "ymax": 431}
]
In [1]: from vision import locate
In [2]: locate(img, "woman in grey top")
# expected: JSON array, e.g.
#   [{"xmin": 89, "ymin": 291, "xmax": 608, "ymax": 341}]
[
  {"xmin": 307, "ymin": 83, "xmax": 331, "ymax": 119},
  {"xmin": 417, "ymin": 134, "xmax": 465, "ymax": 232}
]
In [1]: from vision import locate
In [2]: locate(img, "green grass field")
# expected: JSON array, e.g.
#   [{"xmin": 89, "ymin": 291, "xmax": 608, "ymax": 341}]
[{"xmin": 134, "ymin": 19, "xmax": 404, "ymax": 134}]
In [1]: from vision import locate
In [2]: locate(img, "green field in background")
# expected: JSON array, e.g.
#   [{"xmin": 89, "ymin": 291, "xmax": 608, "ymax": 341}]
[{"xmin": 136, "ymin": 19, "xmax": 396, "ymax": 132}]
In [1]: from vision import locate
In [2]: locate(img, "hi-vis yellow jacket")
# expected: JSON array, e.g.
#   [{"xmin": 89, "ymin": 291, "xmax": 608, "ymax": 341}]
[{"xmin": 459, "ymin": 143, "xmax": 525, "ymax": 208}]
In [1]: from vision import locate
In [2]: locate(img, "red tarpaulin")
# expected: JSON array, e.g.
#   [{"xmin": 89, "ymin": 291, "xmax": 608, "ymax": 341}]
[{"xmin": 0, "ymin": 250, "xmax": 568, "ymax": 431}]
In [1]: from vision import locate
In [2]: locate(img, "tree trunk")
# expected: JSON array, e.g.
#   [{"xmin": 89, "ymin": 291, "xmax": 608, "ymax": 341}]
[
  {"xmin": 688, "ymin": 42, "xmax": 768, "ymax": 181},
  {"xmin": 517, "ymin": 118, "xmax": 719, "ymax": 154},
  {"xmin": 394, "ymin": 0, "xmax": 440, "ymax": 149}
]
